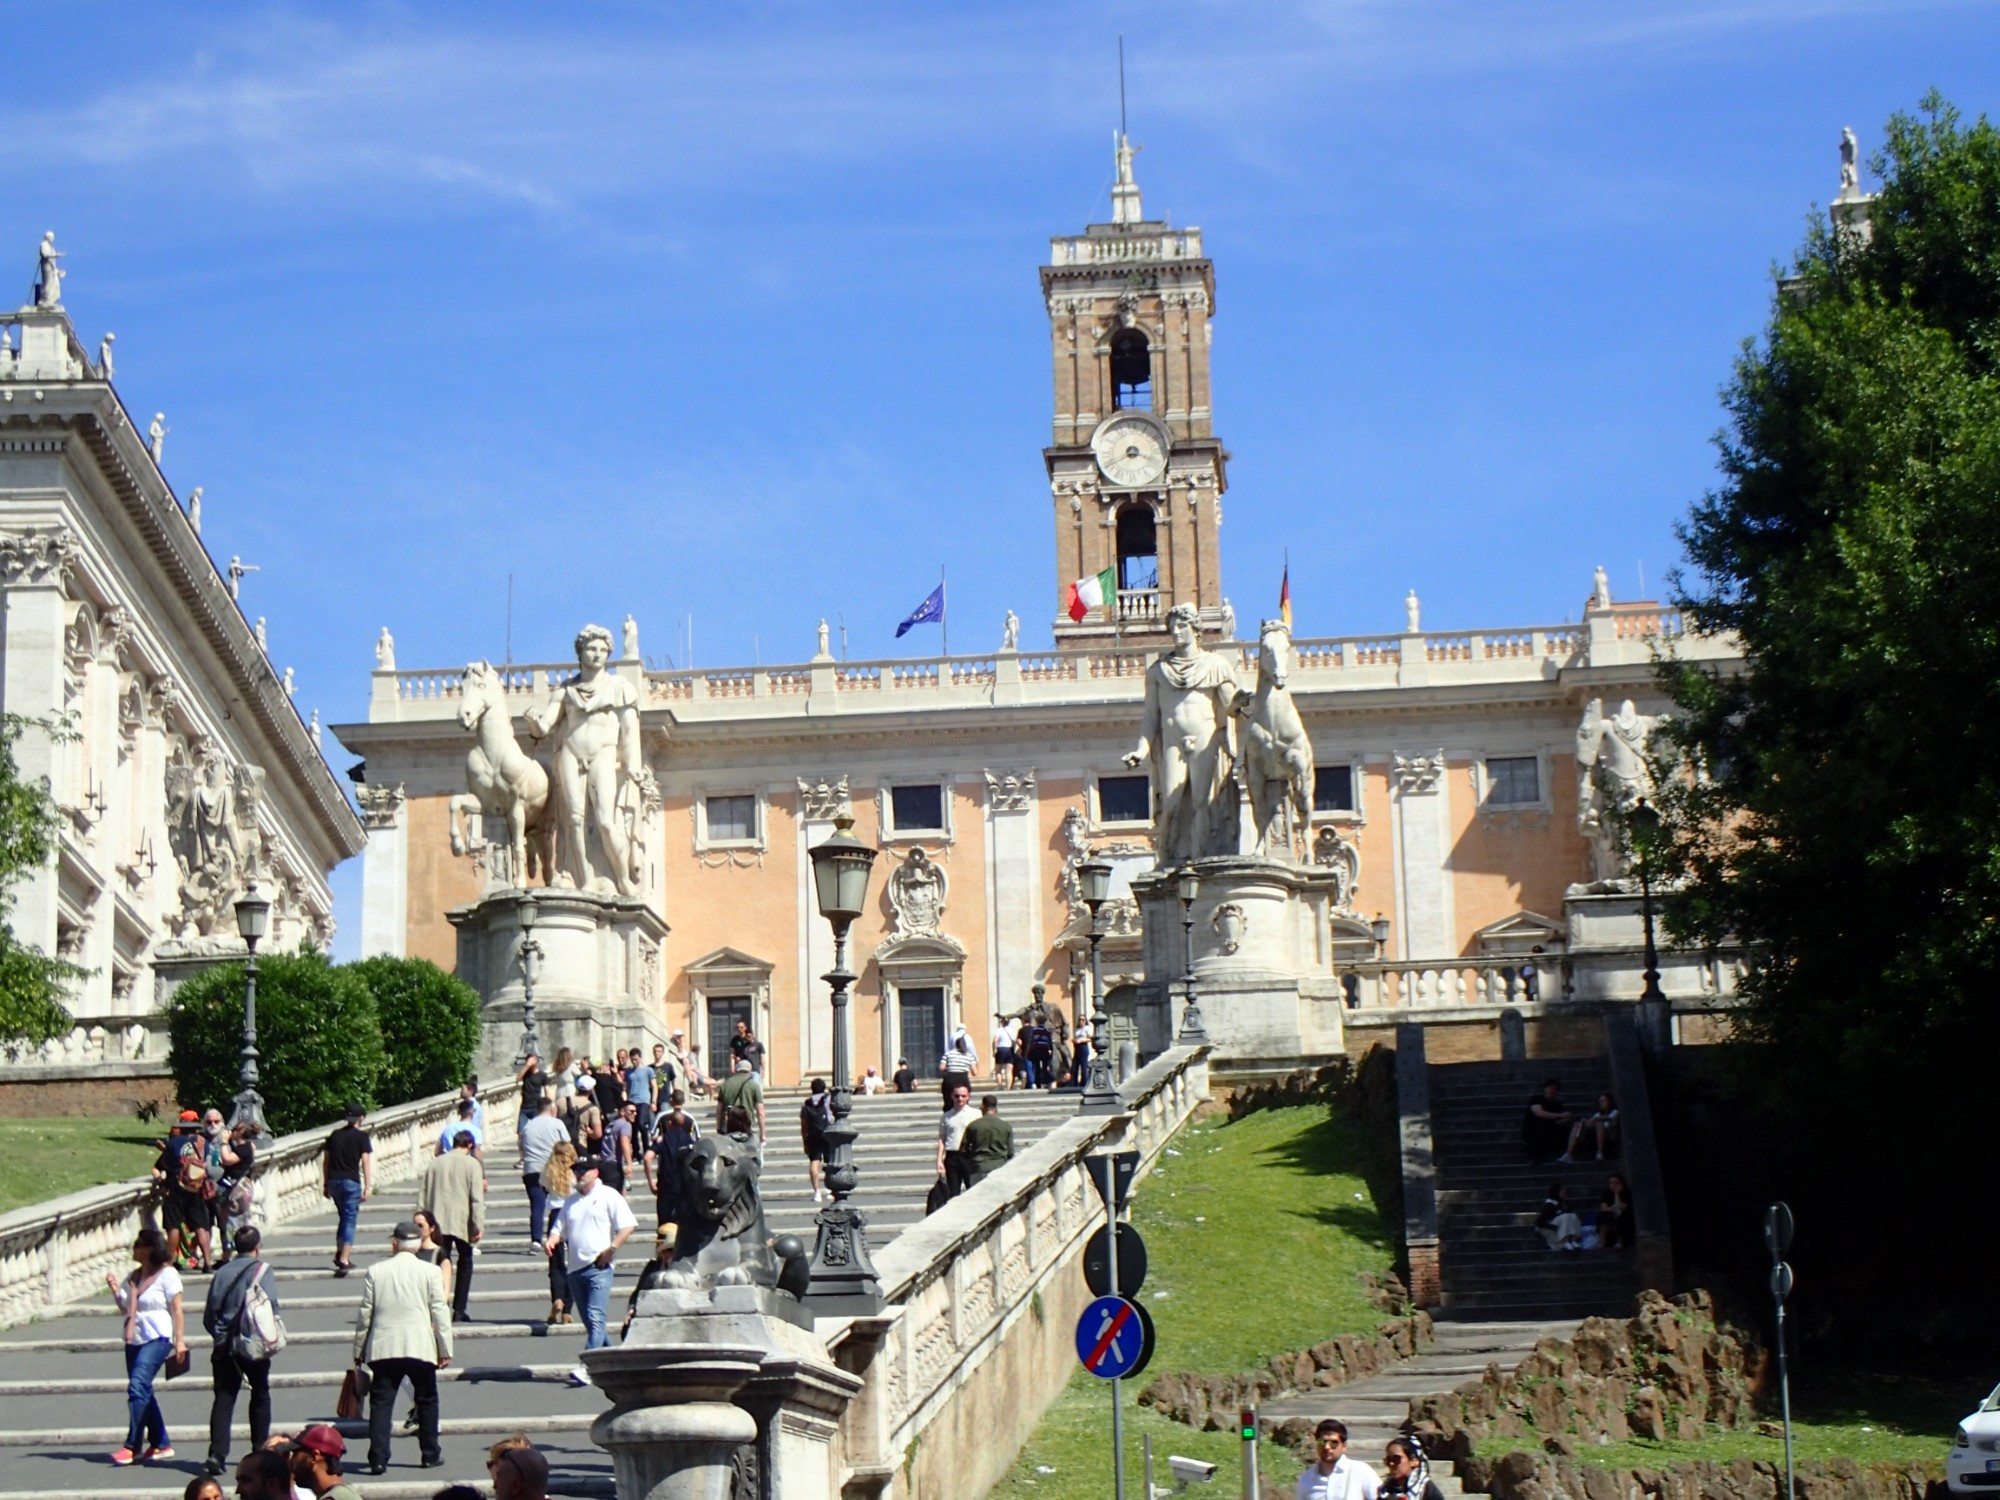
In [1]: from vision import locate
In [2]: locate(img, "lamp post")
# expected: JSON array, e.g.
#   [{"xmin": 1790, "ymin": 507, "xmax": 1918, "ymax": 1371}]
[
  {"xmin": 1368, "ymin": 913, "xmax": 1391, "ymax": 1008},
  {"xmin": 1077, "ymin": 859, "xmax": 1120, "ymax": 1114},
  {"xmin": 513, "ymin": 894, "xmax": 544, "ymax": 1069},
  {"xmin": 228, "ymin": 885, "xmax": 272, "ymax": 1148},
  {"xmin": 1174, "ymin": 864, "xmax": 1209, "ymax": 1043},
  {"xmin": 804, "ymin": 812, "xmax": 883, "ymax": 1313},
  {"xmin": 1631, "ymin": 799, "xmax": 1666, "ymax": 1005}
]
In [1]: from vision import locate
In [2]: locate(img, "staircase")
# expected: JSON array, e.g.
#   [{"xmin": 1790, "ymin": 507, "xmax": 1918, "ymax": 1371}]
[
  {"xmin": 0, "ymin": 1084, "xmax": 1077, "ymax": 1499},
  {"xmin": 1430, "ymin": 1057, "xmax": 1648, "ymax": 1321}
]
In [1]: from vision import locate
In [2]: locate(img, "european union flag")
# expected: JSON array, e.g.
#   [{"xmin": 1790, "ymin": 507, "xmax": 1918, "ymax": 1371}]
[{"xmin": 895, "ymin": 582, "xmax": 946, "ymax": 638}]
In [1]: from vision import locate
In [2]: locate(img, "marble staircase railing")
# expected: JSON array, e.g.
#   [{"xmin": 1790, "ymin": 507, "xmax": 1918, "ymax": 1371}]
[{"xmin": 0, "ymin": 1079, "xmax": 519, "ymax": 1330}]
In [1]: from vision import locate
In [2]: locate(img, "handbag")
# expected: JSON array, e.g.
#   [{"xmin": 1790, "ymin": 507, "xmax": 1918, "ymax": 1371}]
[
  {"xmin": 337, "ymin": 1365, "xmax": 369, "ymax": 1420},
  {"xmin": 164, "ymin": 1348, "xmax": 192, "ymax": 1380}
]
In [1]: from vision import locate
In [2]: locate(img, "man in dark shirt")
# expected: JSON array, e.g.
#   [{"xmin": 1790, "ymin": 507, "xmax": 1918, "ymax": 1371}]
[
  {"xmin": 154, "ymin": 1111, "xmax": 214, "ymax": 1269},
  {"xmin": 730, "ymin": 1020, "xmax": 766, "ymax": 1079},
  {"xmin": 891, "ymin": 1058, "xmax": 915, "ymax": 1093},
  {"xmin": 203, "ymin": 1225, "xmax": 281, "ymax": 1474},
  {"xmin": 1521, "ymin": 1079, "xmax": 1572, "ymax": 1161},
  {"xmin": 960, "ymin": 1095, "xmax": 1015, "ymax": 1187},
  {"xmin": 322, "ymin": 1106, "xmax": 373, "ymax": 1277}
]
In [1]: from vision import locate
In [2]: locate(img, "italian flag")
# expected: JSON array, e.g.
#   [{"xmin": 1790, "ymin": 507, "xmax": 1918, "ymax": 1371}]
[{"xmin": 1066, "ymin": 566, "xmax": 1117, "ymax": 622}]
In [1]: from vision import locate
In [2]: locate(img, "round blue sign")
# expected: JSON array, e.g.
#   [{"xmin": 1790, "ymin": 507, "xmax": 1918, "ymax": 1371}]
[{"xmin": 1075, "ymin": 1295, "xmax": 1146, "ymax": 1380}]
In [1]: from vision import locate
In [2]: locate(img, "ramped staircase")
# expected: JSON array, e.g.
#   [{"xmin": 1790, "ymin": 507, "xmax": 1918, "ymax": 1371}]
[{"xmin": 1430, "ymin": 1056, "xmax": 1651, "ymax": 1320}]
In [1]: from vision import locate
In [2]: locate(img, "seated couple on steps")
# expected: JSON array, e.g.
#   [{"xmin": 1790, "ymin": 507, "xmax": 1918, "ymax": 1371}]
[
  {"xmin": 1536, "ymin": 1177, "xmax": 1632, "ymax": 1252},
  {"xmin": 1521, "ymin": 1080, "xmax": 1620, "ymax": 1163}
]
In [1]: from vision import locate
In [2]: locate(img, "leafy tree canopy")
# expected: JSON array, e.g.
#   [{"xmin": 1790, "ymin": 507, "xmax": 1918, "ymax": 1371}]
[
  {"xmin": 1660, "ymin": 93, "xmax": 2000, "ymax": 1123},
  {"xmin": 0, "ymin": 715, "xmax": 83, "ymax": 1043},
  {"xmin": 353, "ymin": 955, "xmax": 482, "ymax": 1103}
]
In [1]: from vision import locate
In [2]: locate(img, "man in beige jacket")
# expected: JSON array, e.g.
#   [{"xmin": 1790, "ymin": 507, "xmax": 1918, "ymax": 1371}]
[
  {"xmin": 419, "ymin": 1129, "xmax": 486, "ymax": 1322},
  {"xmin": 352, "ymin": 1220, "xmax": 453, "ymax": 1476}
]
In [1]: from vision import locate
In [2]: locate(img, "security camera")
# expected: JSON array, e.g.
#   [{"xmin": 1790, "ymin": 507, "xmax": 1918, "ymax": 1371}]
[{"xmin": 1169, "ymin": 1456, "xmax": 1218, "ymax": 1484}]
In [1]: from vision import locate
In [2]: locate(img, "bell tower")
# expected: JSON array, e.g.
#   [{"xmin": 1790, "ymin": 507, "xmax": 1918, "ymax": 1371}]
[{"xmin": 1042, "ymin": 132, "xmax": 1228, "ymax": 645}]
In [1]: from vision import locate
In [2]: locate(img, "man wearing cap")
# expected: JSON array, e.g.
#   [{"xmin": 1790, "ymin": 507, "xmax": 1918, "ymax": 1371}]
[
  {"xmin": 154, "ymin": 1110, "xmax": 215, "ymax": 1272},
  {"xmin": 543, "ymin": 1156, "xmax": 636, "ymax": 1386},
  {"xmin": 292, "ymin": 1423, "xmax": 364, "ymax": 1499},
  {"xmin": 352, "ymin": 1220, "xmax": 453, "ymax": 1474},
  {"xmin": 322, "ymin": 1106, "xmax": 372, "ymax": 1279}
]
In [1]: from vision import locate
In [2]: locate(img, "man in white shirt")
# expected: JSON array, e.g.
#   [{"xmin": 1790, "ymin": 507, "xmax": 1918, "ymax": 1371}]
[
  {"xmin": 1297, "ymin": 1419, "xmax": 1380, "ymax": 1500},
  {"xmin": 936, "ymin": 1083, "xmax": 980, "ymax": 1198},
  {"xmin": 543, "ymin": 1158, "xmax": 636, "ymax": 1386}
]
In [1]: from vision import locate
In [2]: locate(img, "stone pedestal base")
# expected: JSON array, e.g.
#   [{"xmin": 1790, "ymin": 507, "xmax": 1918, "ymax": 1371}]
[
  {"xmin": 448, "ymin": 888, "xmax": 670, "ymax": 1074},
  {"xmin": 588, "ymin": 1284, "xmax": 861, "ymax": 1500},
  {"xmin": 1562, "ymin": 888, "xmax": 1720, "ymax": 1005},
  {"xmin": 1132, "ymin": 857, "xmax": 1342, "ymax": 1061}
]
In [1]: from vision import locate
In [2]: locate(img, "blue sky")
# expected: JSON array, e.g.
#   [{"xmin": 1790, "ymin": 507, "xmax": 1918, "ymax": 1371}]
[{"xmin": 4, "ymin": 1, "xmax": 1991, "ymax": 952}]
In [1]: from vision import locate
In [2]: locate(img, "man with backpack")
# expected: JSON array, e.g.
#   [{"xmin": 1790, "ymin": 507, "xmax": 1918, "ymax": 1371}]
[
  {"xmin": 154, "ymin": 1111, "xmax": 215, "ymax": 1271},
  {"xmin": 201, "ymin": 1225, "xmax": 285, "ymax": 1478}
]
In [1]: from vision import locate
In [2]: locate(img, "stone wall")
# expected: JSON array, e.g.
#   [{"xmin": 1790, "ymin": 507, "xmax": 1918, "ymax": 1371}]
[
  {"xmin": 1409, "ymin": 1291, "xmax": 1766, "ymax": 1456},
  {"xmin": 1139, "ymin": 1312, "xmax": 1433, "ymax": 1430},
  {"xmin": 0, "ymin": 1065, "xmax": 176, "ymax": 1118},
  {"xmin": 1456, "ymin": 1450, "xmax": 1943, "ymax": 1500}
]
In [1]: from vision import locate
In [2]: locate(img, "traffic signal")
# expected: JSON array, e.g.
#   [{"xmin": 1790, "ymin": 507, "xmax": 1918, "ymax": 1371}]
[{"xmin": 1239, "ymin": 1406, "xmax": 1257, "ymax": 1440}]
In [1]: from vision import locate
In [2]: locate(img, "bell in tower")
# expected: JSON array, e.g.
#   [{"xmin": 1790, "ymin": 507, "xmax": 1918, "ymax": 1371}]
[{"xmin": 1042, "ymin": 131, "xmax": 1228, "ymax": 646}]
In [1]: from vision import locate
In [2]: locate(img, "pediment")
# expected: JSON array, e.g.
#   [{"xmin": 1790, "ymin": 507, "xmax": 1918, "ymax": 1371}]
[{"xmin": 686, "ymin": 944, "xmax": 775, "ymax": 977}]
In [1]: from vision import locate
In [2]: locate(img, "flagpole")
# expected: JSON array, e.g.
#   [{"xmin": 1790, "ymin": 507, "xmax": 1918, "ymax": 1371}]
[{"xmin": 940, "ymin": 567, "xmax": 948, "ymax": 658}]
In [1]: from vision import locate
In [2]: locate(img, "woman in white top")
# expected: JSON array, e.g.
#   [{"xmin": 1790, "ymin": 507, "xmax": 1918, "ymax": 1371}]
[{"xmin": 105, "ymin": 1226, "xmax": 186, "ymax": 1465}]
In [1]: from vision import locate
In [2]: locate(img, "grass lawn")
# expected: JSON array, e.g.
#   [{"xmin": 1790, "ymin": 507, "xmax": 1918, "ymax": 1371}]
[
  {"xmin": 988, "ymin": 1105, "xmax": 1395, "ymax": 1500},
  {"xmin": 1565, "ymin": 1365, "xmax": 1971, "ymax": 1471},
  {"xmin": 0, "ymin": 1117, "xmax": 163, "ymax": 1215}
]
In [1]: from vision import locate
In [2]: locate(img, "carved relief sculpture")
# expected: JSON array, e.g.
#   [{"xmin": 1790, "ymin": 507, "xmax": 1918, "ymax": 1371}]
[
  {"xmin": 1393, "ymin": 751, "xmax": 1446, "ymax": 795},
  {"xmin": 1312, "ymin": 826, "xmax": 1362, "ymax": 912},
  {"xmin": 797, "ymin": 775, "xmax": 850, "ymax": 823},
  {"xmin": 887, "ymin": 847, "xmax": 947, "ymax": 940},
  {"xmin": 983, "ymin": 768, "xmax": 1035, "ymax": 814},
  {"xmin": 164, "ymin": 742, "xmax": 266, "ymax": 937}
]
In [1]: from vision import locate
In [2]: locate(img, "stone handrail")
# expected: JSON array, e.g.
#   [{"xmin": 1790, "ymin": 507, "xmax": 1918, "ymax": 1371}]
[
  {"xmin": 1350, "ymin": 956, "xmax": 1564, "ymax": 1010},
  {"xmin": 0, "ymin": 1014, "xmax": 170, "ymax": 1068},
  {"xmin": 0, "ymin": 1079, "xmax": 520, "ymax": 1330},
  {"xmin": 827, "ymin": 1044, "xmax": 1209, "ymax": 1496}
]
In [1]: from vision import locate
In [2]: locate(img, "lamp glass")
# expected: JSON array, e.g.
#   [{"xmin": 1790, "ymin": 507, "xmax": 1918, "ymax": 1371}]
[
  {"xmin": 234, "ymin": 887, "xmax": 271, "ymax": 943},
  {"xmin": 1077, "ymin": 859, "xmax": 1113, "ymax": 907},
  {"xmin": 809, "ymin": 814, "xmax": 878, "ymax": 923},
  {"xmin": 1175, "ymin": 865, "xmax": 1201, "ymax": 904},
  {"xmin": 1370, "ymin": 914, "xmax": 1391, "ymax": 946},
  {"xmin": 518, "ymin": 896, "xmax": 537, "ymax": 932}
]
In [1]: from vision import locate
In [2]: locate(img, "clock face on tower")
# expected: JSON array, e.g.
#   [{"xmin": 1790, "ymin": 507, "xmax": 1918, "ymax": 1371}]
[{"xmin": 1092, "ymin": 414, "xmax": 1168, "ymax": 490}]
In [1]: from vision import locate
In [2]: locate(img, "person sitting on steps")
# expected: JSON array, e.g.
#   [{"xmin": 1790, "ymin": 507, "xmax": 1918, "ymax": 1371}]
[
  {"xmin": 1596, "ymin": 1174, "xmax": 1633, "ymax": 1250},
  {"xmin": 1535, "ymin": 1183, "xmax": 1584, "ymax": 1251},
  {"xmin": 1560, "ymin": 1092, "xmax": 1619, "ymax": 1162},
  {"xmin": 1521, "ymin": 1079, "xmax": 1573, "ymax": 1162}
]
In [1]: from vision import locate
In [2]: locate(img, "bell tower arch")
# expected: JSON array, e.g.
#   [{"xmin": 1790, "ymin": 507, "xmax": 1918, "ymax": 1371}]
[{"xmin": 1043, "ymin": 133, "xmax": 1228, "ymax": 645}]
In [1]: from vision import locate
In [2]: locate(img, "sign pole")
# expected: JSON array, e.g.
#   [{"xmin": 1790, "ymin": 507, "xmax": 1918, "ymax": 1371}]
[
  {"xmin": 1764, "ymin": 1203, "xmax": 1796, "ymax": 1500},
  {"xmin": 1107, "ymin": 1168, "xmax": 1125, "ymax": 1500}
]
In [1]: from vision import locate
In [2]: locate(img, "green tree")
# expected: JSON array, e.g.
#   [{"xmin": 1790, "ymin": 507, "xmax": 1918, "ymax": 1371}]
[
  {"xmin": 166, "ymin": 951, "xmax": 384, "ymax": 1135},
  {"xmin": 0, "ymin": 716, "xmax": 83, "ymax": 1043},
  {"xmin": 352, "ymin": 955, "xmax": 482, "ymax": 1105},
  {"xmin": 1656, "ymin": 95, "xmax": 2000, "ymax": 1300}
]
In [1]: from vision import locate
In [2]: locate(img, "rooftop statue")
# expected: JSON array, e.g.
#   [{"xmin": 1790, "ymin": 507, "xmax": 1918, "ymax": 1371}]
[
  {"xmin": 34, "ymin": 232, "xmax": 63, "ymax": 308},
  {"xmin": 375, "ymin": 627, "xmax": 395, "ymax": 671},
  {"xmin": 1840, "ymin": 126, "xmax": 1860, "ymax": 195}
]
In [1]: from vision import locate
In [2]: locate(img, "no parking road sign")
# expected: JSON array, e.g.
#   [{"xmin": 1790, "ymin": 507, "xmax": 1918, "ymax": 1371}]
[{"xmin": 1076, "ymin": 1295, "xmax": 1153, "ymax": 1381}]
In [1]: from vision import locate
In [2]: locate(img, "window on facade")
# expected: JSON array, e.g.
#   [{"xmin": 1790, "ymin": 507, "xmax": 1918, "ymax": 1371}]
[
  {"xmin": 1110, "ymin": 328, "xmax": 1152, "ymax": 410},
  {"xmin": 1313, "ymin": 765, "xmax": 1356, "ymax": 813},
  {"xmin": 1096, "ymin": 774, "xmax": 1152, "ymax": 824},
  {"xmin": 1485, "ymin": 756, "xmax": 1540, "ymax": 806},
  {"xmin": 890, "ymin": 782, "xmax": 945, "ymax": 833},
  {"xmin": 1116, "ymin": 504, "xmax": 1159, "ymax": 592},
  {"xmin": 705, "ymin": 793, "xmax": 756, "ymax": 842}
]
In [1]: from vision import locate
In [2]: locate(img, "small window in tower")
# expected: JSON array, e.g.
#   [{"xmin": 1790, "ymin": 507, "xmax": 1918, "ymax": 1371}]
[
  {"xmin": 1110, "ymin": 328, "xmax": 1152, "ymax": 410},
  {"xmin": 1116, "ymin": 503, "xmax": 1158, "ymax": 595}
]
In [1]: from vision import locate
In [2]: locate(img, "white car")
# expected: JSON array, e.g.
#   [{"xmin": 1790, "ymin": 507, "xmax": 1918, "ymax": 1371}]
[{"xmin": 1950, "ymin": 1383, "xmax": 2000, "ymax": 1494}]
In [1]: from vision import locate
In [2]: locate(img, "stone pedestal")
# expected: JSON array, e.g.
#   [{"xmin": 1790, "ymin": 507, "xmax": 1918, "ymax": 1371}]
[
  {"xmin": 1562, "ymin": 887, "xmax": 1719, "ymax": 1006},
  {"xmin": 448, "ymin": 887, "xmax": 670, "ymax": 1073},
  {"xmin": 1132, "ymin": 856, "xmax": 1342, "ymax": 1061},
  {"xmin": 588, "ymin": 1285, "xmax": 861, "ymax": 1500}
]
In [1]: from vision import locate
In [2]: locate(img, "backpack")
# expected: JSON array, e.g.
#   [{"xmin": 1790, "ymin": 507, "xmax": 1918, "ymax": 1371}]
[
  {"xmin": 1027, "ymin": 1025, "xmax": 1053, "ymax": 1054},
  {"xmin": 800, "ymin": 1096, "xmax": 831, "ymax": 1136},
  {"xmin": 175, "ymin": 1139, "xmax": 209, "ymax": 1193},
  {"xmin": 231, "ymin": 1261, "xmax": 286, "ymax": 1363}
]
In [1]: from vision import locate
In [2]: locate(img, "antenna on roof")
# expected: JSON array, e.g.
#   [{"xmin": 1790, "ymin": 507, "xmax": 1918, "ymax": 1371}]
[{"xmin": 1118, "ymin": 36, "xmax": 1127, "ymax": 137}]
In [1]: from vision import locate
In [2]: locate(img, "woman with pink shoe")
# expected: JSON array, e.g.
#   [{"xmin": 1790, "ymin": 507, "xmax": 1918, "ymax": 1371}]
[{"xmin": 106, "ymin": 1226, "xmax": 188, "ymax": 1465}]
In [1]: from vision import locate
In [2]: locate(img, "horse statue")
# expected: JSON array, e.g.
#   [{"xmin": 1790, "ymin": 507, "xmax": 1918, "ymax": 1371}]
[
  {"xmin": 1236, "ymin": 620, "xmax": 1314, "ymax": 860},
  {"xmin": 448, "ymin": 660, "xmax": 552, "ymax": 887}
]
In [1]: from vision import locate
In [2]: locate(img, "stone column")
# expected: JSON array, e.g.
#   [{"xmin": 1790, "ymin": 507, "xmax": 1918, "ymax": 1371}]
[
  {"xmin": 357, "ymin": 784, "xmax": 408, "ymax": 958},
  {"xmin": 1390, "ymin": 751, "xmax": 1453, "ymax": 965},
  {"xmin": 983, "ymin": 770, "xmax": 1041, "ymax": 1020}
]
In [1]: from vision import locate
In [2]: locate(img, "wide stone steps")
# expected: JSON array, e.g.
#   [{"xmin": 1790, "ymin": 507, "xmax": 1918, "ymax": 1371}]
[{"xmin": 0, "ymin": 1086, "xmax": 1074, "ymax": 1499}]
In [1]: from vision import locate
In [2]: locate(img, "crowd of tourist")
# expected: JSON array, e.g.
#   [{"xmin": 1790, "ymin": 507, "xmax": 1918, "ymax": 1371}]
[{"xmin": 171, "ymin": 1429, "xmax": 552, "ymax": 1500}]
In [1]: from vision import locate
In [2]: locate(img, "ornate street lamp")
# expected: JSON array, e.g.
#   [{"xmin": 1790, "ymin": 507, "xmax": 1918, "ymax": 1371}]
[
  {"xmin": 1174, "ymin": 864, "xmax": 1209, "ymax": 1044},
  {"xmin": 1631, "ymin": 799, "xmax": 1666, "ymax": 1005},
  {"xmin": 1369, "ymin": 913, "xmax": 1391, "ymax": 954},
  {"xmin": 513, "ymin": 894, "xmax": 544, "ymax": 1069},
  {"xmin": 227, "ymin": 884, "xmax": 273, "ymax": 1148},
  {"xmin": 804, "ymin": 812, "xmax": 883, "ymax": 1313},
  {"xmin": 1076, "ymin": 859, "xmax": 1121, "ymax": 1114}
]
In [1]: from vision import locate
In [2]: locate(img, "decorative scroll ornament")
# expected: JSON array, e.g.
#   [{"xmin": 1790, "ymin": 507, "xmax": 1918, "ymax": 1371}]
[
  {"xmin": 887, "ymin": 847, "xmax": 948, "ymax": 940},
  {"xmin": 1211, "ymin": 902, "xmax": 1247, "ymax": 955},
  {"xmin": 0, "ymin": 527, "xmax": 75, "ymax": 587},
  {"xmin": 797, "ymin": 775, "xmax": 850, "ymax": 823},
  {"xmin": 1312, "ymin": 826, "xmax": 1362, "ymax": 912},
  {"xmin": 1393, "ymin": 751, "xmax": 1447, "ymax": 794},
  {"xmin": 983, "ymin": 768, "xmax": 1035, "ymax": 814}
]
